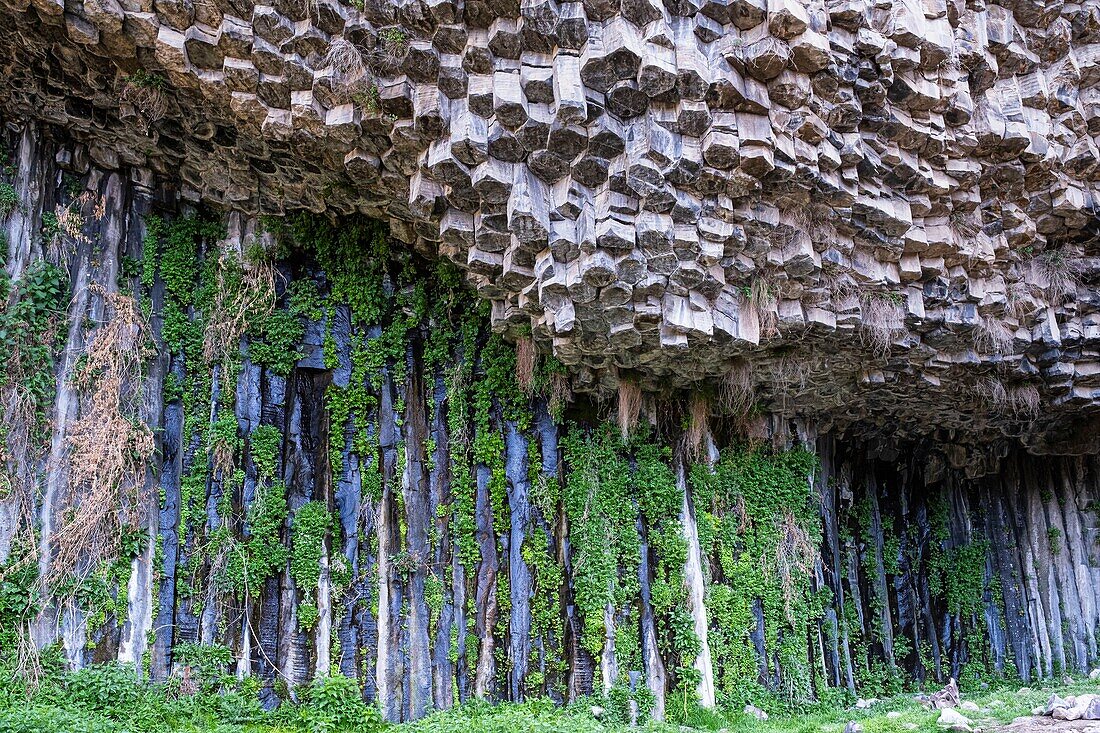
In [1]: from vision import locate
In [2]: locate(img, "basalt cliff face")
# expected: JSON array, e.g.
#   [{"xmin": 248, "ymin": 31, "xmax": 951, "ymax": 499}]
[
  {"xmin": 0, "ymin": 0, "xmax": 1099, "ymax": 724},
  {"xmin": 2, "ymin": 0, "xmax": 1100, "ymax": 448}
]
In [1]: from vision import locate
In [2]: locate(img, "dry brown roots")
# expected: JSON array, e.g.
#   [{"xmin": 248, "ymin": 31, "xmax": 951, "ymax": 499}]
[
  {"xmin": 203, "ymin": 246, "xmax": 277, "ymax": 368},
  {"xmin": 684, "ymin": 393, "xmax": 710, "ymax": 461},
  {"xmin": 515, "ymin": 335, "xmax": 536, "ymax": 395},
  {"xmin": 616, "ymin": 379, "xmax": 642, "ymax": 440},
  {"xmin": 52, "ymin": 288, "xmax": 155, "ymax": 587},
  {"xmin": 775, "ymin": 510, "xmax": 818, "ymax": 626},
  {"xmin": 860, "ymin": 293, "xmax": 906, "ymax": 356}
]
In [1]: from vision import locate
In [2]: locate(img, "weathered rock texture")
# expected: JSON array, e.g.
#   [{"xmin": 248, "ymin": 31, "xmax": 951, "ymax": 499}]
[
  {"xmin": 2, "ymin": 126, "xmax": 1100, "ymax": 725},
  {"xmin": 1, "ymin": 0, "xmax": 1098, "ymax": 450}
]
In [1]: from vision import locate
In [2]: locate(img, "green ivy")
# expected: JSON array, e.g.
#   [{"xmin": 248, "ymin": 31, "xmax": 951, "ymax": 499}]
[
  {"xmin": 247, "ymin": 309, "xmax": 304, "ymax": 377},
  {"xmin": 0, "ymin": 259, "xmax": 68, "ymax": 440},
  {"xmin": 223, "ymin": 481, "xmax": 289, "ymax": 596},
  {"xmin": 690, "ymin": 444, "xmax": 820, "ymax": 712},
  {"xmin": 0, "ymin": 182, "xmax": 17, "ymax": 218},
  {"xmin": 561, "ymin": 424, "xmax": 637, "ymax": 669},
  {"xmin": 291, "ymin": 501, "xmax": 332, "ymax": 629},
  {"xmin": 250, "ymin": 425, "xmax": 282, "ymax": 478}
]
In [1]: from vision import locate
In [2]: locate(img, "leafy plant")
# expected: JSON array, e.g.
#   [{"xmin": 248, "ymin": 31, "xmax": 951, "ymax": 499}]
[
  {"xmin": 173, "ymin": 643, "xmax": 232, "ymax": 693},
  {"xmin": 0, "ymin": 183, "xmax": 17, "ymax": 218},
  {"xmin": 298, "ymin": 674, "xmax": 383, "ymax": 733}
]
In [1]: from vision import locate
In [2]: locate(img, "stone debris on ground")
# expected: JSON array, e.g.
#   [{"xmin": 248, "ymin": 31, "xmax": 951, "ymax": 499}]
[
  {"xmin": 938, "ymin": 707, "xmax": 977, "ymax": 732},
  {"xmin": 927, "ymin": 678, "xmax": 964, "ymax": 710},
  {"xmin": 1037, "ymin": 694, "xmax": 1100, "ymax": 722}
]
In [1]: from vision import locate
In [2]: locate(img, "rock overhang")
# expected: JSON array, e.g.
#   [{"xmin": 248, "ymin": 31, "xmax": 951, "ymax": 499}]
[{"xmin": 1, "ymin": 0, "xmax": 1099, "ymax": 449}]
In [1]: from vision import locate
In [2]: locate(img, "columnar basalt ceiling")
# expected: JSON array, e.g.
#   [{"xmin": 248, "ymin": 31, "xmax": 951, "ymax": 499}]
[{"xmin": 1, "ymin": 0, "xmax": 1099, "ymax": 448}]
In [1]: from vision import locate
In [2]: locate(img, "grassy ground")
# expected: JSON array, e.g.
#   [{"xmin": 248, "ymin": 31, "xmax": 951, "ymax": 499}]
[
  {"xmin": 395, "ymin": 679, "xmax": 1100, "ymax": 733},
  {"xmin": 2, "ymin": 661, "xmax": 1096, "ymax": 733},
  {"xmin": 680, "ymin": 680, "xmax": 1100, "ymax": 733}
]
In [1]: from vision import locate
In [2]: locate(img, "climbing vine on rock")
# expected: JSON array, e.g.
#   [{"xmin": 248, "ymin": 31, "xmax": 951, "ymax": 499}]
[
  {"xmin": 690, "ymin": 445, "xmax": 821, "ymax": 712},
  {"xmin": 562, "ymin": 424, "xmax": 638, "ymax": 684},
  {"xmin": 291, "ymin": 501, "xmax": 332, "ymax": 631}
]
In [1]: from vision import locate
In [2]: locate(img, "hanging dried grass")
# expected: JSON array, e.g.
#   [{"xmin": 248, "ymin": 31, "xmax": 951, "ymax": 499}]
[
  {"xmin": 860, "ymin": 292, "xmax": 906, "ymax": 357},
  {"xmin": 1008, "ymin": 385, "xmax": 1041, "ymax": 419},
  {"xmin": 718, "ymin": 360, "xmax": 753, "ymax": 417},
  {"xmin": 973, "ymin": 314, "xmax": 1014, "ymax": 355},
  {"xmin": 684, "ymin": 393, "xmax": 710, "ymax": 461},
  {"xmin": 547, "ymin": 370, "xmax": 571, "ymax": 420},
  {"xmin": 775, "ymin": 511, "xmax": 818, "ymax": 626},
  {"xmin": 515, "ymin": 335, "xmax": 536, "ymax": 395},
  {"xmin": 322, "ymin": 38, "xmax": 376, "ymax": 104},
  {"xmin": 1031, "ymin": 248, "xmax": 1084, "ymax": 303},
  {"xmin": 118, "ymin": 75, "xmax": 169, "ymax": 124},
  {"xmin": 203, "ymin": 244, "xmax": 277, "ymax": 367},
  {"xmin": 975, "ymin": 376, "xmax": 1009, "ymax": 409},
  {"xmin": 1005, "ymin": 280, "xmax": 1036, "ymax": 321},
  {"xmin": 948, "ymin": 207, "xmax": 981, "ymax": 240},
  {"xmin": 324, "ymin": 38, "xmax": 368, "ymax": 79},
  {"xmin": 749, "ymin": 278, "xmax": 779, "ymax": 338},
  {"xmin": 51, "ymin": 289, "xmax": 155, "ymax": 586},
  {"xmin": 616, "ymin": 379, "xmax": 642, "ymax": 441}
]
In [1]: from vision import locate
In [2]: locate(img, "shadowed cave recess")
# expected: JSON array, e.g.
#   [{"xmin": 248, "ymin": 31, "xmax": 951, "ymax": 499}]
[{"xmin": 1, "ymin": 0, "xmax": 1100, "ymax": 720}]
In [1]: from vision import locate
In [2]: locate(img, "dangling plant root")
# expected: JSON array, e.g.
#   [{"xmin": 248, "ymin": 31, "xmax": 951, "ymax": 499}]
[
  {"xmin": 52, "ymin": 289, "xmax": 155, "ymax": 587},
  {"xmin": 684, "ymin": 393, "xmax": 710, "ymax": 461},
  {"xmin": 616, "ymin": 378, "xmax": 642, "ymax": 441},
  {"xmin": 203, "ymin": 242, "xmax": 277, "ymax": 368},
  {"xmin": 515, "ymin": 334, "xmax": 536, "ymax": 395},
  {"xmin": 860, "ymin": 292, "xmax": 906, "ymax": 357},
  {"xmin": 718, "ymin": 360, "xmax": 753, "ymax": 417}
]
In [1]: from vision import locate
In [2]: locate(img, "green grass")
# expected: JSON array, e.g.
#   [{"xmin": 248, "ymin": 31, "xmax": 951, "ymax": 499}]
[{"xmin": 2, "ymin": 658, "xmax": 1098, "ymax": 733}]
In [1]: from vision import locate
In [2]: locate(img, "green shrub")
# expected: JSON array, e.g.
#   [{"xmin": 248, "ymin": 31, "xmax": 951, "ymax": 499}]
[
  {"xmin": 63, "ymin": 663, "xmax": 146, "ymax": 714},
  {"xmin": 0, "ymin": 183, "xmax": 17, "ymax": 218},
  {"xmin": 297, "ymin": 675, "xmax": 382, "ymax": 733},
  {"xmin": 174, "ymin": 642, "xmax": 233, "ymax": 693}
]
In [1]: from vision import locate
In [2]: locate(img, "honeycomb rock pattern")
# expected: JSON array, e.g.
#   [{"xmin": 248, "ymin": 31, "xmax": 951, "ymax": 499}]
[{"xmin": 1, "ymin": 0, "xmax": 1099, "ymax": 450}]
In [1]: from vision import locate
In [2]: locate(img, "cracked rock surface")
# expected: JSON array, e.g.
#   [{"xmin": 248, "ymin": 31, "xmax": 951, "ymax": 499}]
[{"xmin": 2, "ymin": 0, "xmax": 1099, "ymax": 451}]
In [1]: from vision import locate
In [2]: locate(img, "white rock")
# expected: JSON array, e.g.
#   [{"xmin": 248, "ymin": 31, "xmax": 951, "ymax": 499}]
[
  {"xmin": 937, "ymin": 708, "xmax": 973, "ymax": 731},
  {"xmin": 590, "ymin": 705, "xmax": 604, "ymax": 718},
  {"xmin": 887, "ymin": 711, "xmax": 902, "ymax": 719},
  {"xmin": 743, "ymin": 704, "xmax": 768, "ymax": 721},
  {"xmin": 959, "ymin": 701, "xmax": 980, "ymax": 712},
  {"xmin": 856, "ymin": 697, "xmax": 879, "ymax": 709},
  {"xmin": 843, "ymin": 722, "xmax": 863, "ymax": 733},
  {"xmin": 1054, "ymin": 693, "xmax": 1100, "ymax": 721},
  {"xmin": 1044, "ymin": 693, "xmax": 1070, "ymax": 715},
  {"xmin": 1090, "ymin": 668, "xmax": 1100, "ymax": 680}
]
